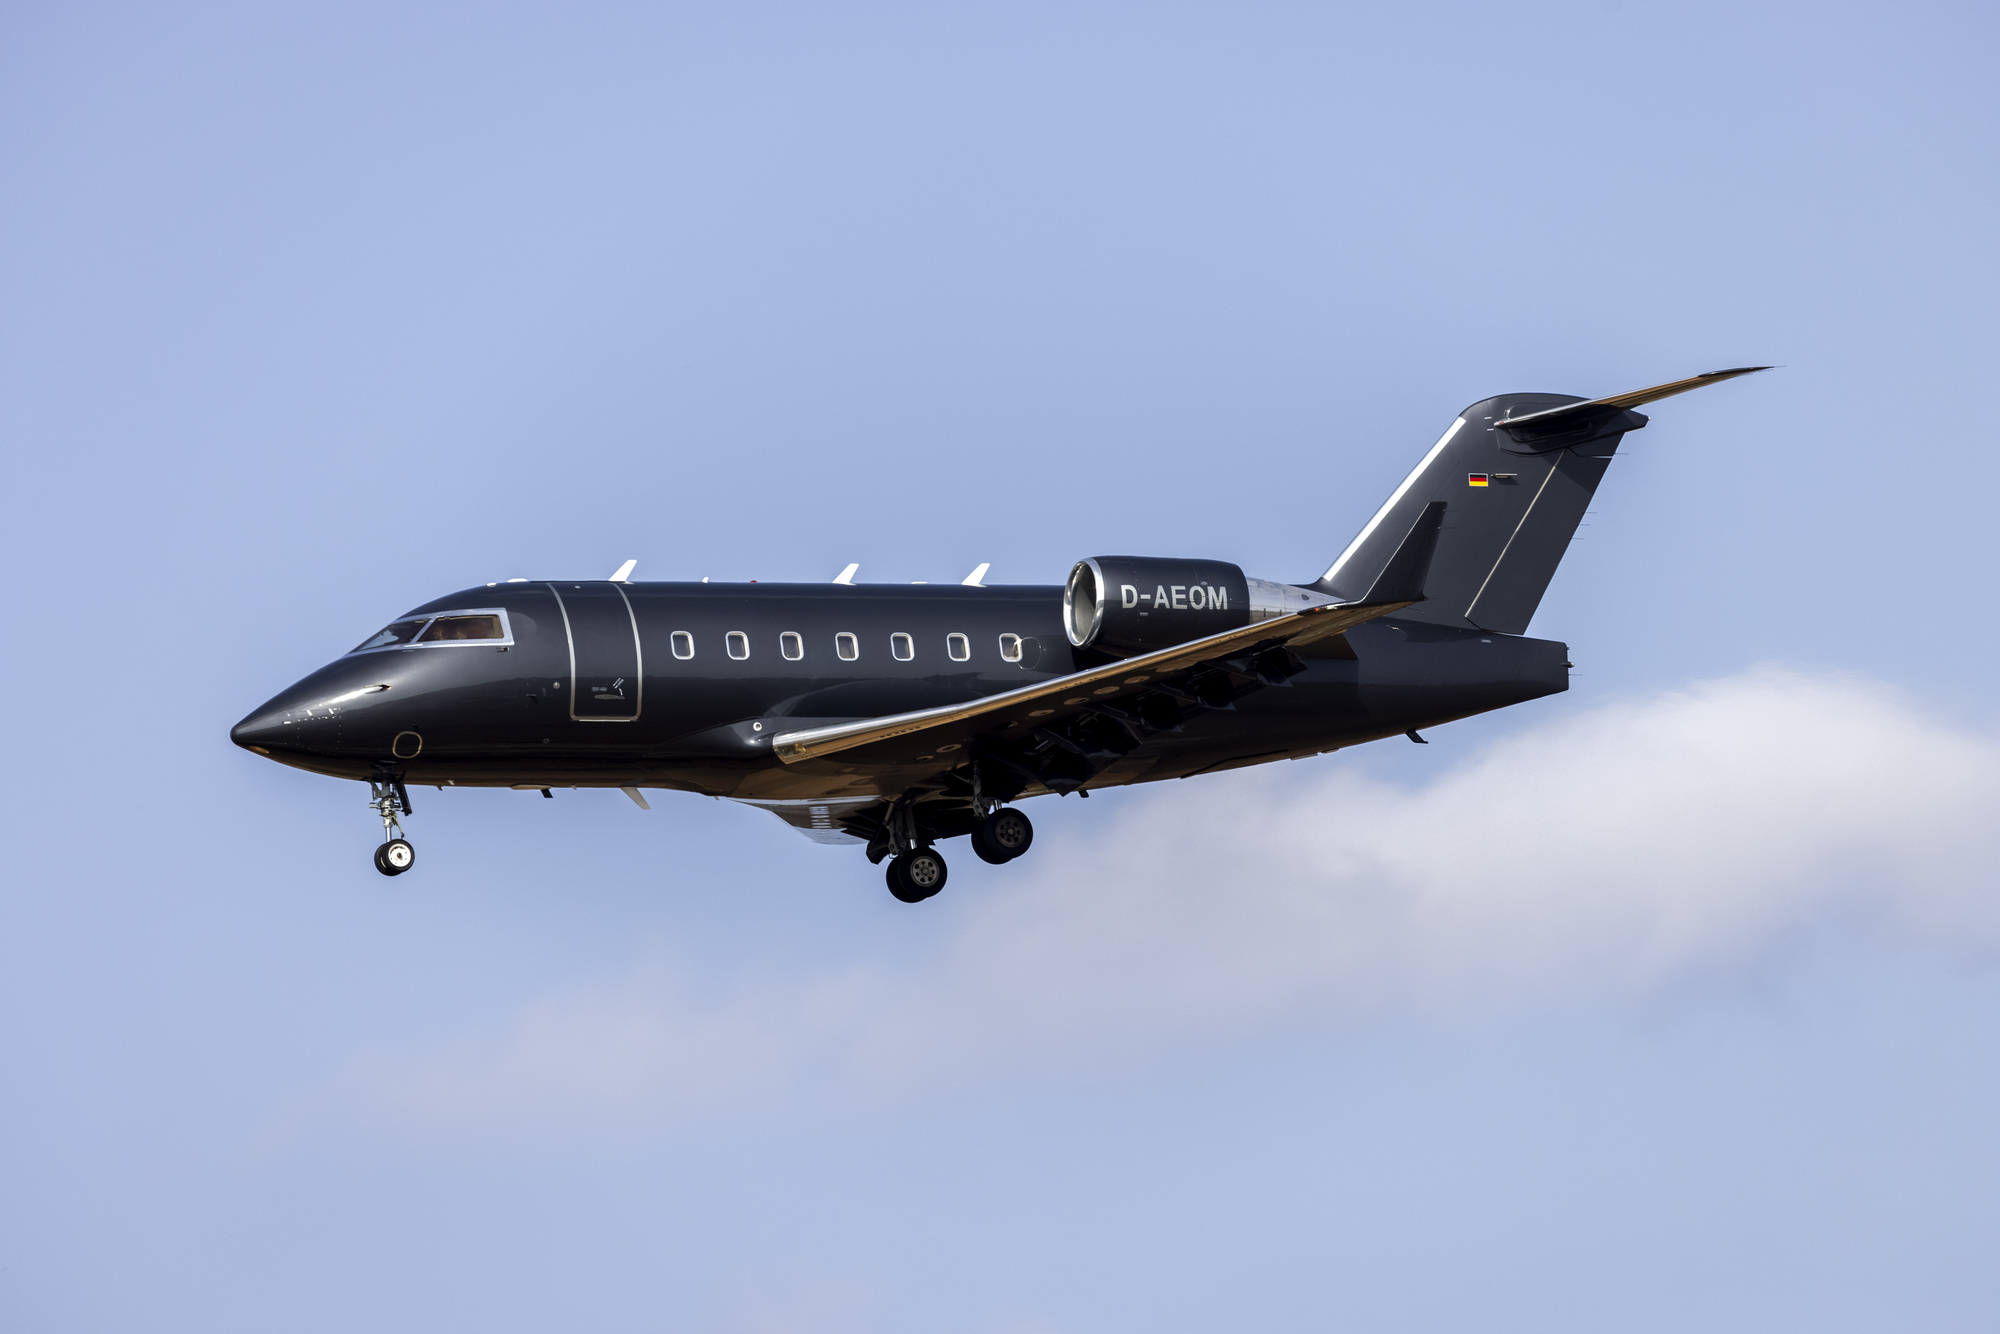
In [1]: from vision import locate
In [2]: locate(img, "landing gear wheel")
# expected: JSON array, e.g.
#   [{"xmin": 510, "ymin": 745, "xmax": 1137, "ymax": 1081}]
[
  {"xmin": 885, "ymin": 848, "xmax": 948, "ymax": 903},
  {"xmin": 972, "ymin": 808, "xmax": 1034, "ymax": 864},
  {"xmin": 374, "ymin": 838, "xmax": 415, "ymax": 877},
  {"xmin": 367, "ymin": 774, "xmax": 416, "ymax": 876}
]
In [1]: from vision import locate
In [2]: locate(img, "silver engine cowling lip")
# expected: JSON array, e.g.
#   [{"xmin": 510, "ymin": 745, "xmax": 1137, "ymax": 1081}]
[{"xmin": 1064, "ymin": 559, "xmax": 1106, "ymax": 648}]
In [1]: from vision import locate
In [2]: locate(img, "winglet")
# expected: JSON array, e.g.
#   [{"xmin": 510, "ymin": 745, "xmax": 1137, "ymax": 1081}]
[
  {"xmin": 608, "ymin": 559, "xmax": 638, "ymax": 583},
  {"xmin": 962, "ymin": 563, "xmax": 990, "ymax": 587},
  {"xmin": 833, "ymin": 563, "xmax": 859, "ymax": 585},
  {"xmin": 1355, "ymin": 501, "xmax": 1445, "ymax": 605}
]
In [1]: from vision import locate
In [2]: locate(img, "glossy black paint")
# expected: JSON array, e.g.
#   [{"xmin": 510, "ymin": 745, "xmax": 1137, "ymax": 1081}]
[{"xmin": 231, "ymin": 576, "xmax": 1566, "ymax": 848}]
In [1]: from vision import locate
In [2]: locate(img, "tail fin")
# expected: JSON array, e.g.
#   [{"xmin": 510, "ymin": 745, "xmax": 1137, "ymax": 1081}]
[{"xmin": 1314, "ymin": 367, "xmax": 1768, "ymax": 634}]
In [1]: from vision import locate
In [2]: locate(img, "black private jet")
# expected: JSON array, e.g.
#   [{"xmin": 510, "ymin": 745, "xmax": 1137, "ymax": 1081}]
[{"xmin": 233, "ymin": 368, "xmax": 1766, "ymax": 900}]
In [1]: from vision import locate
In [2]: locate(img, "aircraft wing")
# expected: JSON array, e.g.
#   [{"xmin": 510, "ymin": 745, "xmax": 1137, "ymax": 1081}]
[
  {"xmin": 770, "ymin": 595, "xmax": 1409, "ymax": 769},
  {"xmin": 765, "ymin": 499, "xmax": 1444, "ymax": 811}
]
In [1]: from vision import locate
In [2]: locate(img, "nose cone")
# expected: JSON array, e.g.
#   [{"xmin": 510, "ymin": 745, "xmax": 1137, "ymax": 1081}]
[
  {"xmin": 231, "ymin": 662, "xmax": 387, "ymax": 758},
  {"xmin": 230, "ymin": 694, "xmax": 329, "ymax": 756},
  {"xmin": 230, "ymin": 709, "xmax": 289, "ymax": 753}
]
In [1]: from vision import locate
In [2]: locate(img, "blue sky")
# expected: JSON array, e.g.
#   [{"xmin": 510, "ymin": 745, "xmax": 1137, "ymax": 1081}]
[{"xmin": 3, "ymin": 2, "xmax": 1998, "ymax": 1330}]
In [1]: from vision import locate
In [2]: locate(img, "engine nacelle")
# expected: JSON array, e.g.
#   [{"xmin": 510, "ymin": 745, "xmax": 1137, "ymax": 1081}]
[{"xmin": 1064, "ymin": 557, "xmax": 1335, "ymax": 656}]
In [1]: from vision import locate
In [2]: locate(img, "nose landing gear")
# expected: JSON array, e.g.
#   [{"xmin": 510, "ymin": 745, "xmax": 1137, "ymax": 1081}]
[
  {"xmin": 374, "ymin": 838, "xmax": 416, "ymax": 875},
  {"xmin": 369, "ymin": 774, "xmax": 416, "ymax": 876}
]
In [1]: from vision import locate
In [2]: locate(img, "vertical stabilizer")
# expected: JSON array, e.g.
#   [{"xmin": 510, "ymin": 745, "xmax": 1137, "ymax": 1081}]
[{"xmin": 1314, "ymin": 369, "xmax": 1766, "ymax": 635}]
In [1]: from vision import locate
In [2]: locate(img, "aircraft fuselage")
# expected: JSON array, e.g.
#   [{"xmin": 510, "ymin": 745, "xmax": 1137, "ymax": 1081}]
[{"xmin": 233, "ymin": 579, "xmax": 1566, "ymax": 804}]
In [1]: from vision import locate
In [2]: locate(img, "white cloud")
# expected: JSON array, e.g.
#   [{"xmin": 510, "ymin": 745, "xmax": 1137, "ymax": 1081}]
[{"xmin": 339, "ymin": 668, "xmax": 2000, "ymax": 1135}]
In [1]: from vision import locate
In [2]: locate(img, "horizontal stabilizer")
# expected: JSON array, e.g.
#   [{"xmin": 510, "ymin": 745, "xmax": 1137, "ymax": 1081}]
[{"xmin": 1493, "ymin": 366, "xmax": 1770, "ymax": 449}]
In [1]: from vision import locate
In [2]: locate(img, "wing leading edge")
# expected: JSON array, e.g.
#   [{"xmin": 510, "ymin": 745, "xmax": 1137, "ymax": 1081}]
[{"xmin": 772, "ymin": 596, "xmax": 1408, "ymax": 764}]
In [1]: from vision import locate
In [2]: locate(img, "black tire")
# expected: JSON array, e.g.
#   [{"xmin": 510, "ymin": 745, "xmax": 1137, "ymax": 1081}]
[
  {"xmin": 885, "ymin": 848, "xmax": 948, "ymax": 902},
  {"xmin": 374, "ymin": 838, "xmax": 415, "ymax": 877},
  {"xmin": 971, "ymin": 827, "xmax": 1011, "ymax": 865},
  {"xmin": 974, "ymin": 808, "xmax": 1034, "ymax": 863}
]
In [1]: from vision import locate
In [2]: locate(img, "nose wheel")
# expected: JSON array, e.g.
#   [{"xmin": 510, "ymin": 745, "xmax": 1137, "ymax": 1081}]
[
  {"xmin": 368, "ymin": 774, "xmax": 416, "ymax": 877},
  {"xmin": 374, "ymin": 838, "xmax": 416, "ymax": 875}
]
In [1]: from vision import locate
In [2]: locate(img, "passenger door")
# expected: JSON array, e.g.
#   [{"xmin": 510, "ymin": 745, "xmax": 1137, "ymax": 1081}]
[{"xmin": 549, "ymin": 583, "xmax": 642, "ymax": 721}]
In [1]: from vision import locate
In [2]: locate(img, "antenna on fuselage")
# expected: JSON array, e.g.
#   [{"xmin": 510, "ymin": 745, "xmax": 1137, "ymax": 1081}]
[
  {"xmin": 608, "ymin": 559, "xmax": 637, "ymax": 583},
  {"xmin": 832, "ymin": 564, "xmax": 859, "ymax": 585},
  {"xmin": 961, "ymin": 563, "xmax": 990, "ymax": 587}
]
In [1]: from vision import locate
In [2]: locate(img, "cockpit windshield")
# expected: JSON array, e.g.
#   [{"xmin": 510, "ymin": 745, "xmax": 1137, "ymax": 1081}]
[
  {"xmin": 417, "ymin": 614, "xmax": 504, "ymax": 642},
  {"xmin": 351, "ymin": 619, "xmax": 430, "ymax": 653}
]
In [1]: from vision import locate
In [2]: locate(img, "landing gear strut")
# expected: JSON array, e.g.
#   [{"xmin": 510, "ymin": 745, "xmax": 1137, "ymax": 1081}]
[
  {"xmin": 878, "ymin": 793, "xmax": 947, "ymax": 903},
  {"xmin": 369, "ymin": 773, "xmax": 415, "ymax": 877}
]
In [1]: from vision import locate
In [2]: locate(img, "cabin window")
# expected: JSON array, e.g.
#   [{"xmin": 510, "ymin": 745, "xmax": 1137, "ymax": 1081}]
[
  {"xmin": 836, "ymin": 632, "xmax": 859, "ymax": 661},
  {"xmin": 946, "ymin": 633, "xmax": 970, "ymax": 661},
  {"xmin": 416, "ymin": 614, "xmax": 503, "ymax": 642},
  {"xmin": 726, "ymin": 631, "xmax": 750, "ymax": 660},
  {"xmin": 999, "ymin": 633, "xmax": 1023, "ymax": 662},
  {"xmin": 780, "ymin": 631, "xmax": 803, "ymax": 661},
  {"xmin": 670, "ymin": 631, "xmax": 694, "ymax": 659},
  {"xmin": 891, "ymin": 632, "xmax": 914, "ymax": 661},
  {"xmin": 351, "ymin": 619, "xmax": 429, "ymax": 653}
]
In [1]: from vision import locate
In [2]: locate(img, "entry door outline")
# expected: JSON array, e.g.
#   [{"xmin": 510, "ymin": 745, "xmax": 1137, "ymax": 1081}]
[{"xmin": 546, "ymin": 583, "xmax": 643, "ymax": 722}]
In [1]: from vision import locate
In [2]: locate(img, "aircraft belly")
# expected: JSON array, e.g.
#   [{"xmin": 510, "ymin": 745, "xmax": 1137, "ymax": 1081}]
[{"xmin": 723, "ymin": 766, "xmax": 892, "ymax": 802}]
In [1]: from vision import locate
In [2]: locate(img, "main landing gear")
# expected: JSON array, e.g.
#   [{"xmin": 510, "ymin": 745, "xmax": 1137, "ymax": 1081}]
[
  {"xmin": 880, "ymin": 806, "xmax": 1035, "ymax": 904},
  {"xmin": 368, "ymin": 773, "xmax": 416, "ymax": 877},
  {"xmin": 886, "ymin": 848, "xmax": 948, "ymax": 903},
  {"xmin": 972, "ymin": 808, "xmax": 1034, "ymax": 865}
]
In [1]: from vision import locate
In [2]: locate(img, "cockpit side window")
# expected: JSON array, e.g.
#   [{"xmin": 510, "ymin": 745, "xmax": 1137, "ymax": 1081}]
[
  {"xmin": 349, "ymin": 607, "xmax": 513, "ymax": 654},
  {"xmin": 351, "ymin": 619, "xmax": 430, "ymax": 653},
  {"xmin": 417, "ymin": 614, "xmax": 504, "ymax": 642},
  {"xmin": 414, "ymin": 616, "xmax": 504, "ymax": 640}
]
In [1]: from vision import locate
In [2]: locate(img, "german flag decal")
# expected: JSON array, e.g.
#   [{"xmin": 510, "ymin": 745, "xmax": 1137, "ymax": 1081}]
[{"xmin": 1467, "ymin": 473, "xmax": 1490, "ymax": 487}]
